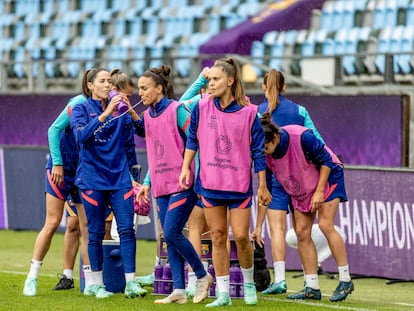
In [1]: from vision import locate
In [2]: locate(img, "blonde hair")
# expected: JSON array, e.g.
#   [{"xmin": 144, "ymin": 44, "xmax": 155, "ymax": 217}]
[
  {"xmin": 110, "ymin": 68, "xmax": 133, "ymax": 91},
  {"xmin": 264, "ymin": 69, "xmax": 285, "ymax": 113},
  {"xmin": 213, "ymin": 57, "xmax": 249, "ymax": 106}
]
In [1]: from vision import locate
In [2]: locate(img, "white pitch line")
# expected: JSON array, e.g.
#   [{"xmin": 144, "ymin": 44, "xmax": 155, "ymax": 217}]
[
  {"xmin": 261, "ymin": 296, "xmax": 378, "ymax": 311},
  {"xmin": 396, "ymin": 303, "xmax": 414, "ymax": 307},
  {"xmin": 0, "ymin": 270, "xmax": 80, "ymax": 280}
]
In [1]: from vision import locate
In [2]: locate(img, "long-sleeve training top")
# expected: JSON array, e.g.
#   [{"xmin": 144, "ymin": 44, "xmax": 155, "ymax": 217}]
[{"xmin": 70, "ymin": 97, "xmax": 138, "ymax": 190}]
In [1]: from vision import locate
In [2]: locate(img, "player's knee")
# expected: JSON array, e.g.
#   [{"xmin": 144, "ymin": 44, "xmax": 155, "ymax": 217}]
[
  {"xmin": 44, "ymin": 220, "xmax": 61, "ymax": 232},
  {"xmin": 66, "ymin": 218, "xmax": 80, "ymax": 233},
  {"xmin": 210, "ymin": 229, "xmax": 227, "ymax": 247},
  {"xmin": 318, "ymin": 222, "xmax": 334, "ymax": 236},
  {"xmin": 295, "ymin": 227, "xmax": 311, "ymax": 242},
  {"xmin": 233, "ymin": 233, "xmax": 250, "ymax": 249}
]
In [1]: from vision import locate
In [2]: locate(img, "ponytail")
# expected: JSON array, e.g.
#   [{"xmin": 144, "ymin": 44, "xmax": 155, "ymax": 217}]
[{"xmin": 265, "ymin": 69, "xmax": 285, "ymax": 113}]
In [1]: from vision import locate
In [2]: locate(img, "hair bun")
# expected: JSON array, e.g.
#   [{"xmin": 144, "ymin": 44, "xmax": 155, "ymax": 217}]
[
  {"xmin": 260, "ymin": 112, "xmax": 272, "ymax": 125},
  {"xmin": 161, "ymin": 65, "xmax": 171, "ymax": 76}
]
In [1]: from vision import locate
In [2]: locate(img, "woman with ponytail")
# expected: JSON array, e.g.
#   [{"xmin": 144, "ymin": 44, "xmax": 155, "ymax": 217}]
[
  {"xmin": 135, "ymin": 65, "xmax": 212, "ymax": 305},
  {"xmin": 253, "ymin": 69, "xmax": 324, "ymax": 296},
  {"xmin": 70, "ymin": 68, "xmax": 145, "ymax": 299},
  {"xmin": 179, "ymin": 57, "xmax": 272, "ymax": 307},
  {"xmin": 257, "ymin": 113, "xmax": 353, "ymax": 302}
]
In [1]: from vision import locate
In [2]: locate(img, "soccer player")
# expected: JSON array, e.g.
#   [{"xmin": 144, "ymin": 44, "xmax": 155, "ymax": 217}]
[{"xmin": 256, "ymin": 113, "xmax": 354, "ymax": 302}]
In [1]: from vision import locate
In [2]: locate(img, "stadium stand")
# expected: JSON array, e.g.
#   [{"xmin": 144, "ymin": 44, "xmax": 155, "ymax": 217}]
[
  {"xmin": 0, "ymin": 0, "xmax": 413, "ymax": 94},
  {"xmin": 249, "ymin": 0, "xmax": 414, "ymax": 89},
  {"xmin": 0, "ymin": 0, "xmax": 264, "ymax": 93}
]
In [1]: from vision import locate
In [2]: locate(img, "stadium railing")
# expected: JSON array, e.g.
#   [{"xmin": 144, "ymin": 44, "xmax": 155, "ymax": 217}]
[{"xmin": 0, "ymin": 51, "xmax": 412, "ymax": 96}]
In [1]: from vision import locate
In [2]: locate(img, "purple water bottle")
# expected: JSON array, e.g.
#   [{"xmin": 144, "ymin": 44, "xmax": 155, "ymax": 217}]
[
  {"xmin": 153, "ymin": 261, "xmax": 163, "ymax": 294},
  {"xmin": 184, "ymin": 263, "xmax": 189, "ymax": 286},
  {"xmin": 108, "ymin": 90, "xmax": 128, "ymax": 114},
  {"xmin": 236, "ymin": 265, "xmax": 244, "ymax": 297},
  {"xmin": 161, "ymin": 263, "xmax": 173, "ymax": 294},
  {"xmin": 208, "ymin": 263, "xmax": 216, "ymax": 297},
  {"xmin": 229, "ymin": 265, "xmax": 239, "ymax": 298}
]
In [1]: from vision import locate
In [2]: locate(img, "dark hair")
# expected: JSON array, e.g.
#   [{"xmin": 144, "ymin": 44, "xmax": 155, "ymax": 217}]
[
  {"xmin": 263, "ymin": 69, "xmax": 285, "ymax": 113},
  {"xmin": 82, "ymin": 67, "xmax": 109, "ymax": 97},
  {"xmin": 261, "ymin": 112, "xmax": 280, "ymax": 143},
  {"xmin": 213, "ymin": 57, "xmax": 248, "ymax": 106},
  {"xmin": 142, "ymin": 65, "xmax": 176, "ymax": 99},
  {"xmin": 110, "ymin": 68, "xmax": 133, "ymax": 92}
]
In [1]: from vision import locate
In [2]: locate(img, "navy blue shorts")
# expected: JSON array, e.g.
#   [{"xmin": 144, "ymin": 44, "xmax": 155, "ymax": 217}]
[
  {"xmin": 200, "ymin": 196, "xmax": 252, "ymax": 210},
  {"xmin": 45, "ymin": 169, "xmax": 81, "ymax": 203},
  {"xmin": 268, "ymin": 176, "xmax": 291, "ymax": 212}
]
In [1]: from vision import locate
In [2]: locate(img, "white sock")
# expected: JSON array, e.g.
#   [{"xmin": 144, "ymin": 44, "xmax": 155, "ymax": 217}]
[
  {"xmin": 83, "ymin": 265, "xmax": 91, "ymax": 288},
  {"xmin": 125, "ymin": 272, "xmax": 135, "ymax": 283},
  {"xmin": 155, "ymin": 256, "xmax": 159, "ymax": 267},
  {"xmin": 28, "ymin": 259, "xmax": 42, "ymax": 279},
  {"xmin": 63, "ymin": 269, "xmax": 73, "ymax": 279},
  {"xmin": 216, "ymin": 275, "xmax": 230, "ymax": 294},
  {"xmin": 273, "ymin": 261, "xmax": 285, "ymax": 283},
  {"xmin": 89, "ymin": 271, "xmax": 104, "ymax": 286},
  {"xmin": 187, "ymin": 272, "xmax": 196, "ymax": 288},
  {"xmin": 305, "ymin": 274, "xmax": 319, "ymax": 290},
  {"xmin": 338, "ymin": 265, "xmax": 351, "ymax": 282},
  {"xmin": 95, "ymin": 271, "xmax": 104, "ymax": 285},
  {"xmin": 241, "ymin": 266, "xmax": 254, "ymax": 284},
  {"xmin": 84, "ymin": 272, "xmax": 91, "ymax": 288}
]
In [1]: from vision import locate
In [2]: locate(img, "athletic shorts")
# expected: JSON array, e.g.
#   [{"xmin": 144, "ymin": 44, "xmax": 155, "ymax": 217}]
[
  {"xmin": 64, "ymin": 199, "xmax": 114, "ymax": 221},
  {"xmin": 195, "ymin": 197, "xmax": 203, "ymax": 207},
  {"xmin": 268, "ymin": 176, "xmax": 291, "ymax": 212},
  {"xmin": 65, "ymin": 200, "xmax": 77, "ymax": 217},
  {"xmin": 288, "ymin": 166, "xmax": 348, "ymax": 212},
  {"xmin": 200, "ymin": 196, "xmax": 252, "ymax": 210},
  {"xmin": 45, "ymin": 169, "xmax": 81, "ymax": 203},
  {"xmin": 325, "ymin": 166, "xmax": 348, "ymax": 203}
]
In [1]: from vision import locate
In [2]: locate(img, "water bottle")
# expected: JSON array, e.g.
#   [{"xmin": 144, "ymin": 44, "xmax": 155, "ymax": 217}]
[
  {"xmin": 153, "ymin": 261, "xmax": 164, "ymax": 294},
  {"xmin": 229, "ymin": 265, "xmax": 239, "ymax": 298},
  {"xmin": 236, "ymin": 265, "xmax": 244, "ymax": 297},
  {"xmin": 208, "ymin": 263, "xmax": 216, "ymax": 297},
  {"xmin": 161, "ymin": 263, "xmax": 173, "ymax": 294},
  {"xmin": 108, "ymin": 90, "xmax": 128, "ymax": 114},
  {"xmin": 184, "ymin": 263, "xmax": 188, "ymax": 287}
]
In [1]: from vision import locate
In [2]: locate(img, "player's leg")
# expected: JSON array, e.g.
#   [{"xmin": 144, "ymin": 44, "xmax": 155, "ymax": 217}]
[
  {"xmin": 287, "ymin": 210, "xmax": 321, "ymax": 300},
  {"xmin": 111, "ymin": 188, "xmax": 147, "ymax": 298},
  {"xmin": 54, "ymin": 201, "xmax": 79, "ymax": 290},
  {"xmin": 185, "ymin": 204, "xmax": 209, "ymax": 297},
  {"xmin": 261, "ymin": 209, "xmax": 288, "ymax": 294},
  {"xmin": 23, "ymin": 192, "xmax": 65, "ymax": 296},
  {"xmin": 81, "ymin": 190, "xmax": 113, "ymax": 298},
  {"xmin": 229, "ymin": 200, "xmax": 257, "ymax": 305},
  {"xmin": 319, "ymin": 197, "xmax": 353, "ymax": 302},
  {"xmin": 204, "ymin": 201, "xmax": 232, "ymax": 307}
]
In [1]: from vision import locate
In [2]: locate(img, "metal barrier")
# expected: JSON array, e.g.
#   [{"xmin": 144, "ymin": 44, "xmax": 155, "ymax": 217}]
[{"xmin": 1, "ymin": 52, "xmax": 413, "ymax": 96}]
